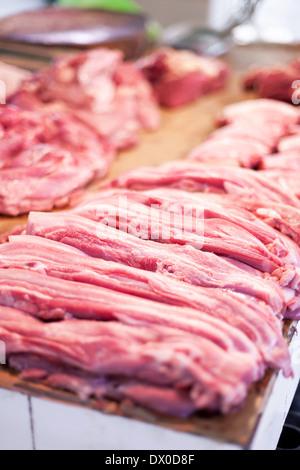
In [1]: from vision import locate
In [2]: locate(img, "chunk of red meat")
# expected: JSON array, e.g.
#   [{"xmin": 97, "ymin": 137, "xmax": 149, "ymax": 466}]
[
  {"xmin": 244, "ymin": 60, "xmax": 300, "ymax": 103},
  {"xmin": 136, "ymin": 47, "xmax": 229, "ymax": 108}
]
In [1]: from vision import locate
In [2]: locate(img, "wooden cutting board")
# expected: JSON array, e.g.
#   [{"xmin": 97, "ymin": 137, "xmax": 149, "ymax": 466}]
[{"xmin": 0, "ymin": 43, "xmax": 300, "ymax": 448}]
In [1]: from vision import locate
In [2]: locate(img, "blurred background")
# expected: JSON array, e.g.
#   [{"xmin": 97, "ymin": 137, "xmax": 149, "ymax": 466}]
[{"xmin": 0, "ymin": 0, "xmax": 299, "ymax": 43}]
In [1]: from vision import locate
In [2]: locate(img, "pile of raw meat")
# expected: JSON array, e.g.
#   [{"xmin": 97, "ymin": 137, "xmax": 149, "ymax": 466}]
[
  {"xmin": 0, "ymin": 48, "xmax": 160, "ymax": 216},
  {"xmin": 0, "ymin": 47, "xmax": 228, "ymax": 216},
  {"xmin": 1, "ymin": 96, "xmax": 300, "ymax": 418}
]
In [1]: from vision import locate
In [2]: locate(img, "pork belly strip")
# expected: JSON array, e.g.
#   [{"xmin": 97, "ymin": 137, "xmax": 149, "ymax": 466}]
[
  {"xmin": 260, "ymin": 151, "xmax": 300, "ymax": 171},
  {"xmin": 0, "ymin": 267, "xmax": 270, "ymax": 363},
  {"xmin": 72, "ymin": 189, "xmax": 300, "ymax": 273},
  {"xmin": 0, "ymin": 307, "xmax": 265, "ymax": 414},
  {"xmin": 121, "ymin": 188, "xmax": 300, "ymax": 268},
  {"xmin": 153, "ymin": 187, "xmax": 300, "ymax": 250},
  {"xmin": 71, "ymin": 189, "xmax": 300, "ymax": 314},
  {"xmin": 196, "ymin": 192, "xmax": 300, "ymax": 248},
  {"xmin": 0, "ymin": 235, "xmax": 290, "ymax": 373},
  {"xmin": 9, "ymin": 354, "xmax": 196, "ymax": 418},
  {"xmin": 187, "ymin": 136, "xmax": 268, "ymax": 169},
  {"xmin": 261, "ymin": 169, "xmax": 300, "ymax": 200},
  {"xmin": 26, "ymin": 211, "xmax": 287, "ymax": 314},
  {"xmin": 216, "ymin": 99, "xmax": 300, "ymax": 130},
  {"xmin": 109, "ymin": 161, "xmax": 300, "ymax": 208}
]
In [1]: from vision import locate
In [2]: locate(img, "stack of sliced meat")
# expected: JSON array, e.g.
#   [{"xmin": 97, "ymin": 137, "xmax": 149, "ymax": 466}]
[
  {"xmin": 1, "ymin": 88, "xmax": 299, "ymax": 418},
  {"xmin": 2, "ymin": 105, "xmax": 300, "ymax": 417},
  {"xmin": 187, "ymin": 99, "xmax": 300, "ymax": 169},
  {"xmin": 0, "ymin": 204, "xmax": 294, "ymax": 417}
]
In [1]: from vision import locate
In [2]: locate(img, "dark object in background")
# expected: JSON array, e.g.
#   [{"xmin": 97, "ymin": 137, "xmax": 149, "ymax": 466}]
[
  {"xmin": 277, "ymin": 382, "xmax": 300, "ymax": 450},
  {"xmin": 244, "ymin": 60, "xmax": 300, "ymax": 104},
  {"xmin": 0, "ymin": 7, "xmax": 150, "ymax": 69}
]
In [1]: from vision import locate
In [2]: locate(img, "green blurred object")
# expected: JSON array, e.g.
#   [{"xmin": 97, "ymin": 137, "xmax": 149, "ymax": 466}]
[
  {"xmin": 57, "ymin": 0, "xmax": 141, "ymax": 14},
  {"xmin": 56, "ymin": 0, "xmax": 162, "ymax": 42}
]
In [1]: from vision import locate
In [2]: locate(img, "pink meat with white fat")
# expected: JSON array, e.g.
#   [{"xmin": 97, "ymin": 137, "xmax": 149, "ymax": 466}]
[
  {"xmin": 187, "ymin": 99, "xmax": 300, "ymax": 169},
  {"xmin": 187, "ymin": 136, "xmax": 269, "ymax": 168},
  {"xmin": 72, "ymin": 189, "xmax": 300, "ymax": 274},
  {"xmin": 216, "ymin": 99, "xmax": 300, "ymax": 130},
  {"xmin": 0, "ymin": 234, "xmax": 291, "ymax": 374},
  {"xmin": 26, "ymin": 210, "xmax": 289, "ymax": 315},
  {"xmin": 260, "ymin": 151, "xmax": 300, "ymax": 170},
  {"xmin": 0, "ymin": 306, "xmax": 269, "ymax": 415},
  {"xmin": 109, "ymin": 161, "xmax": 300, "ymax": 208},
  {"xmin": 262, "ymin": 169, "xmax": 300, "ymax": 199}
]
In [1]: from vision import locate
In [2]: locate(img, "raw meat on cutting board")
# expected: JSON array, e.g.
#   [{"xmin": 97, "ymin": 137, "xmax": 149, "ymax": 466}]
[
  {"xmin": 0, "ymin": 105, "xmax": 115, "ymax": 216},
  {"xmin": 188, "ymin": 99, "xmax": 300, "ymax": 168},
  {"xmin": 0, "ymin": 234, "xmax": 289, "ymax": 374},
  {"xmin": 136, "ymin": 47, "xmax": 229, "ymax": 108},
  {"xmin": 10, "ymin": 48, "xmax": 161, "ymax": 151}
]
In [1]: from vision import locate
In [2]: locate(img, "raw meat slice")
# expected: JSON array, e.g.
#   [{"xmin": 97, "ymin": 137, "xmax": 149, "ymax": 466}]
[
  {"xmin": 136, "ymin": 47, "xmax": 228, "ymax": 108},
  {"xmin": 186, "ymin": 99, "xmax": 299, "ymax": 170},
  {"xmin": 72, "ymin": 189, "xmax": 299, "ymax": 274},
  {"xmin": 216, "ymin": 99, "xmax": 300, "ymax": 130},
  {"xmin": 261, "ymin": 169, "xmax": 300, "ymax": 199},
  {"xmin": 105, "ymin": 187, "xmax": 300, "ymax": 269},
  {"xmin": 187, "ymin": 136, "xmax": 270, "ymax": 168},
  {"xmin": 258, "ymin": 129, "xmax": 300, "ymax": 170},
  {"xmin": 0, "ymin": 266, "xmax": 263, "ymax": 370},
  {"xmin": 0, "ymin": 270, "xmax": 267, "ymax": 376},
  {"xmin": 9, "ymin": 353, "xmax": 197, "ymax": 417},
  {"xmin": 109, "ymin": 161, "xmax": 300, "ymax": 208},
  {"xmin": 10, "ymin": 48, "xmax": 161, "ymax": 151},
  {"xmin": 207, "ymin": 123, "xmax": 280, "ymax": 150},
  {"xmin": 260, "ymin": 151, "xmax": 300, "ymax": 170},
  {"xmin": 0, "ymin": 307, "xmax": 268, "ymax": 415},
  {"xmin": 177, "ymin": 191, "xmax": 300, "ymax": 249},
  {"xmin": 278, "ymin": 134, "xmax": 300, "ymax": 152},
  {"xmin": 0, "ymin": 105, "xmax": 115, "ymax": 216},
  {"xmin": 26, "ymin": 210, "xmax": 288, "ymax": 315},
  {"xmin": 0, "ymin": 234, "xmax": 290, "ymax": 371}
]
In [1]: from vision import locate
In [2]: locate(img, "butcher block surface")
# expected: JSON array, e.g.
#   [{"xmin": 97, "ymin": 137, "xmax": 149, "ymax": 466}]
[{"xmin": 0, "ymin": 43, "xmax": 300, "ymax": 448}]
